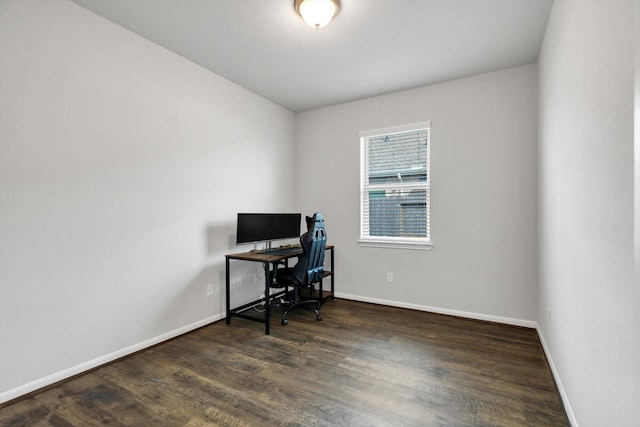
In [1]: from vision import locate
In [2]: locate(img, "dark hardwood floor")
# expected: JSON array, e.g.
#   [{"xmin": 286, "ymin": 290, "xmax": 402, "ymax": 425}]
[{"xmin": 0, "ymin": 299, "xmax": 569, "ymax": 426}]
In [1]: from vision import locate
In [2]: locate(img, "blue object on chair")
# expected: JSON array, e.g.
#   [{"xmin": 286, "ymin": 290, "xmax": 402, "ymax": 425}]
[{"xmin": 270, "ymin": 213, "xmax": 327, "ymax": 325}]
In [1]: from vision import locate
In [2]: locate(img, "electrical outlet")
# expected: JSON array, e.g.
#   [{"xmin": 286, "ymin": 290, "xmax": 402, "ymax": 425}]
[
  {"xmin": 206, "ymin": 284, "xmax": 214, "ymax": 297},
  {"xmin": 547, "ymin": 307, "xmax": 551, "ymax": 326},
  {"xmin": 386, "ymin": 272, "xmax": 394, "ymax": 283}
]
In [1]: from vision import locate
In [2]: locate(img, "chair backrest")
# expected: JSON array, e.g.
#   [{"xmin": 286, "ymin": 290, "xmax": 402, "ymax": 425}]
[
  {"xmin": 291, "ymin": 213, "xmax": 327, "ymax": 286},
  {"xmin": 305, "ymin": 213, "xmax": 327, "ymax": 284}
]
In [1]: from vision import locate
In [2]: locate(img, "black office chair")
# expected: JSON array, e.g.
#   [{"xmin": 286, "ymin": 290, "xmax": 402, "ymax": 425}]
[{"xmin": 270, "ymin": 213, "xmax": 326, "ymax": 325}]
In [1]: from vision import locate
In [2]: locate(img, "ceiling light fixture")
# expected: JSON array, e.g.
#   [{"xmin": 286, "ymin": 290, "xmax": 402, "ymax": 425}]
[{"xmin": 295, "ymin": 0, "xmax": 340, "ymax": 29}]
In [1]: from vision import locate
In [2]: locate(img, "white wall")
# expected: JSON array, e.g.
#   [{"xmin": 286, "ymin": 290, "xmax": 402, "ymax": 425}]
[
  {"xmin": 635, "ymin": 0, "xmax": 640, "ymax": 418},
  {"xmin": 0, "ymin": 0, "xmax": 296, "ymax": 401},
  {"xmin": 295, "ymin": 64, "xmax": 539, "ymax": 324},
  {"xmin": 538, "ymin": 1, "xmax": 635, "ymax": 425}
]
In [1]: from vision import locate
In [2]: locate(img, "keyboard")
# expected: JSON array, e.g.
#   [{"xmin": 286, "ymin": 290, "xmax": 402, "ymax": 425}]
[{"xmin": 263, "ymin": 247, "xmax": 301, "ymax": 256}]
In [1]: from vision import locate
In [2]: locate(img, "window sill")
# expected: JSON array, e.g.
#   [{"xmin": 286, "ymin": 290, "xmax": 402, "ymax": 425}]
[{"xmin": 357, "ymin": 239, "xmax": 433, "ymax": 251}]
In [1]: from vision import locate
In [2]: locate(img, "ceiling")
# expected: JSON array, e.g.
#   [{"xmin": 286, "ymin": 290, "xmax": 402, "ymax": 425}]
[{"xmin": 70, "ymin": 0, "xmax": 554, "ymax": 113}]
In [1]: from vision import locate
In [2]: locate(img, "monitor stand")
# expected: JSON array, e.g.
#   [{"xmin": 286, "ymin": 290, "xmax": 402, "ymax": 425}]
[{"xmin": 252, "ymin": 240, "xmax": 273, "ymax": 254}]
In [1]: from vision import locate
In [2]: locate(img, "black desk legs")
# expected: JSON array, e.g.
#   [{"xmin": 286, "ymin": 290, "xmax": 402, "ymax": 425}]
[
  {"xmin": 330, "ymin": 246, "xmax": 335, "ymax": 299},
  {"xmin": 225, "ymin": 257, "xmax": 231, "ymax": 324},
  {"xmin": 225, "ymin": 258, "xmax": 272, "ymax": 335},
  {"xmin": 318, "ymin": 247, "xmax": 335, "ymax": 304},
  {"xmin": 263, "ymin": 262, "xmax": 271, "ymax": 335}
]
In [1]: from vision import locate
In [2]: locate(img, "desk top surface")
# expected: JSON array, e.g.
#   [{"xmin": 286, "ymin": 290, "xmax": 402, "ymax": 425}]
[{"xmin": 226, "ymin": 244, "xmax": 333, "ymax": 262}]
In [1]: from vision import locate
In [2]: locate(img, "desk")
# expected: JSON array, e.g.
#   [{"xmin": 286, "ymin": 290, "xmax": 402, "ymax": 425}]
[{"xmin": 225, "ymin": 245, "xmax": 334, "ymax": 334}]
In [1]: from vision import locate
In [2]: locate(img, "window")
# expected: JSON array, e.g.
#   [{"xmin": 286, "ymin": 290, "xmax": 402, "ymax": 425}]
[{"xmin": 359, "ymin": 122, "xmax": 431, "ymax": 250}]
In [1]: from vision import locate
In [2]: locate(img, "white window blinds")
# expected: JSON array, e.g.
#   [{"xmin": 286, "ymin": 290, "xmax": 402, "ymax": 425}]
[{"xmin": 359, "ymin": 122, "xmax": 431, "ymax": 249}]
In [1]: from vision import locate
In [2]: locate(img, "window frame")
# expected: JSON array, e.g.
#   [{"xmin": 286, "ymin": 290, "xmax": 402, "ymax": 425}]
[{"xmin": 358, "ymin": 121, "xmax": 432, "ymax": 250}]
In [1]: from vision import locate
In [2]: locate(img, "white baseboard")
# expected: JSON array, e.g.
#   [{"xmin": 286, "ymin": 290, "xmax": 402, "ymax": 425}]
[
  {"xmin": 0, "ymin": 314, "xmax": 224, "ymax": 405},
  {"xmin": 335, "ymin": 292, "xmax": 538, "ymax": 328},
  {"xmin": 536, "ymin": 326, "xmax": 579, "ymax": 427}
]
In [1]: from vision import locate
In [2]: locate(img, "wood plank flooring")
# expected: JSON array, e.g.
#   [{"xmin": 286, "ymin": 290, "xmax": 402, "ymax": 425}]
[{"xmin": 0, "ymin": 299, "xmax": 569, "ymax": 426}]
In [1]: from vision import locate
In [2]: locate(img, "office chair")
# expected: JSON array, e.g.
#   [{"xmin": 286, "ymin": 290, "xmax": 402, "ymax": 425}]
[{"xmin": 270, "ymin": 212, "xmax": 326, "ymax": 325}]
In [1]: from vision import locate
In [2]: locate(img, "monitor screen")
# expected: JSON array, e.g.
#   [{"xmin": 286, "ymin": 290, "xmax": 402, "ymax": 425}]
[{"xmin": 236, "ymin": 213, "xmax": 301, "ymax": 245}]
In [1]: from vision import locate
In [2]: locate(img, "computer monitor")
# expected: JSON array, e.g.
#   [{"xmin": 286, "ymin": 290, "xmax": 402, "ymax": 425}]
[{"xmin": 236, "ymin": 213, "xmax": 302, "ymax": 245}]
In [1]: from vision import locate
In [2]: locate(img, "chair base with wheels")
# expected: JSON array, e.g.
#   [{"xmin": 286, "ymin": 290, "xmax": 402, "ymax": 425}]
[{"xmin": 271, "ymin": 285, "xmax": 322, "ymax": 325}]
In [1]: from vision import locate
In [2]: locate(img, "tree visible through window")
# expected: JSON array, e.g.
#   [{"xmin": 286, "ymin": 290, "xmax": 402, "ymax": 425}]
[{"xmin": 359, "ymin": 122, "xmax": 431, "ymax": 249}]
